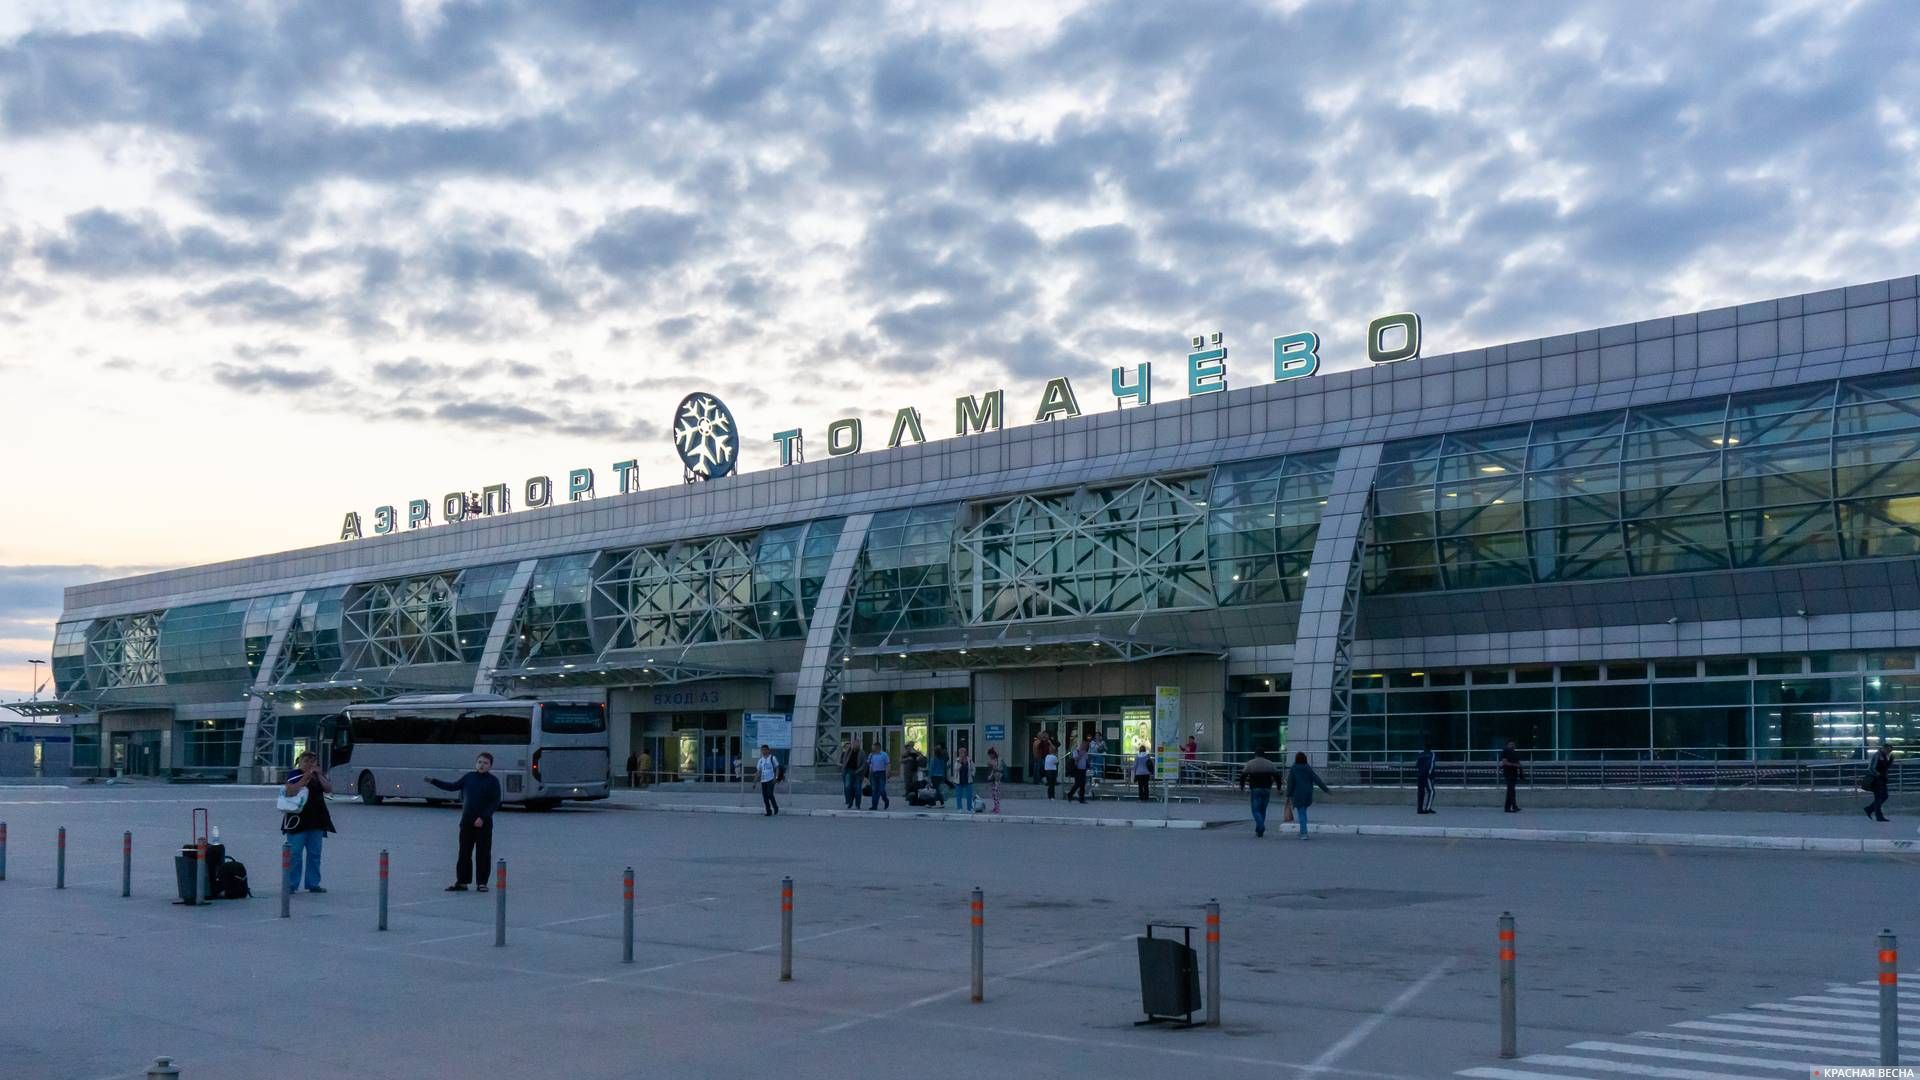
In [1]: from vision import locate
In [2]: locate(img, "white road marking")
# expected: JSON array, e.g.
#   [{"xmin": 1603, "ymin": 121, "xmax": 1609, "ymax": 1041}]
[
  {"xmin": 1459, "ymin": 1069, "xmax": 1604, "ymax": 1079},
  {"xmin": 1707, "ymin": 1011, "xmax": 1879, "ymax": 1033},
  {"xmin": 1300, "ymin": 958, "xmax": 1454, "ymax": 1075},
  {"xmin": 1566, "ymin": 1042, "xmax": 1807, "ymax": 1072},
  {"xmin": 1747, "ymin": 1002, "xmax": 1887, "ymax": 1019},
  {"xmin": 1673, "ymin": 1021, "xmax": 1918, "ymax": 1048},
  {"xmin": 1631, "ymin": 1030, "xmax": 1876, "ymax": 1060},
  {"xmin": 1522, "ymin": 1054, "xmax": 1768, "ymax": 1079},
  {"xmin": 814, "ymin": 935, "xmax": 1127, "ymax": 1035}
]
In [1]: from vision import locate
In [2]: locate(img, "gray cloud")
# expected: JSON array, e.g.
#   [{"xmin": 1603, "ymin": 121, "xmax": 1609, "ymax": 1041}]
[
  {"xmin": 577, "ymin": 207, "xmax": 705, "ymax": 279},
  {"xmin": 38, "ymin": 209, "xmax": 277, "ymax": 277},
  {"xmin": 211, "ymin": 361, "xmax": 333, "ymax": 392}
]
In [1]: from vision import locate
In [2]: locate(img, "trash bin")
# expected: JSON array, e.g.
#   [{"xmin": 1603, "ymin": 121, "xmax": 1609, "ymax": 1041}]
[{"xmin": 1135, "ymin": 923, "xmax": 1202, "ymax": 1027}]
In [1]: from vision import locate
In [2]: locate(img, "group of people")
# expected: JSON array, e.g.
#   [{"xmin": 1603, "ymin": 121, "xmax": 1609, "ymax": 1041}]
[
  {"xmin": 835, "ymin": 738, "xmax": 1004, "ymax": 813},
  {"xmin": 1236, "ymin": 750, "xmax": 1331, "ymax": 838},
  {"xmin": 277, "ymin": 748, "xmax": 504, "ymax": 896}
]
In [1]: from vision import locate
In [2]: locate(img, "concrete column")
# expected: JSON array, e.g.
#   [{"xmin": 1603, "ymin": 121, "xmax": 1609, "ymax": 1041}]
[
  {"xmin": 790, "ymin": 513, "xmax": 874, "ymax": 775},
  {"xmin": 1287, "ymin": 444, "xmax": 1382, "ymax": 765}
]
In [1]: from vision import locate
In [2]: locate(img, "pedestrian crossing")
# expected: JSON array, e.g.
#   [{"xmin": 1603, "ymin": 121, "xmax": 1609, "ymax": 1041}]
[{"xmin": 1457, "ymin": 978, "xmax": 1918, "ymax": 1079}]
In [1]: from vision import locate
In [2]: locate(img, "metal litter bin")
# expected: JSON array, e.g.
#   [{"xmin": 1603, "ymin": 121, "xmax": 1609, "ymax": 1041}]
[{"xmin": 1135, "ymin": 923, "xmax": 1202, "ymax": 1027}]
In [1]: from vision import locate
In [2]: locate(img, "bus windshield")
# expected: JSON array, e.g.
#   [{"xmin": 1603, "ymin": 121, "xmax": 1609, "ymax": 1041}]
[{"xmin": 541, "ymin": 704, "xmax": 606, "ymax": 734}]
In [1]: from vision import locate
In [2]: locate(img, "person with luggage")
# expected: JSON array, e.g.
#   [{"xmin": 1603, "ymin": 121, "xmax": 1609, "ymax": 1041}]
[
  {"xmin": 755, "ymin": 744, "xmax": 783, "ymax": 816},
  {"xmin": 1068, "ymin": 737, "xmax": 1092, "ymax": 804},
  {"xmin": 428, "ymin": 752, "xmax": 503, "ymax": 891},
  {"xmin": 839, "ymin": 735, "xmax": 864, "ymax": 810},
  {"xmin": 867, "ymin": 744, "xmax": 891, "ymax": 810},
  {"xmin": 985, "ymin": 747, "xmax": 1004, "ymax": 814},
  {"xmin": 1284, "ymin": 752, "xmax": 1331, "ymax": 840},
  {"xmin": 280, "ymin": 750, "xmax": 335, "ymax": 894},
  {"xmin": 1865, "ymin": 741, "xmax": 1894, "ymax": 822}
]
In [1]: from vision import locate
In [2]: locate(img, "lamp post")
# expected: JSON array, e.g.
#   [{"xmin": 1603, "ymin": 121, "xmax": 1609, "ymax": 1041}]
[{"xmin": 27, "ymin": 659, "xmax": 46, "ymax": 701}]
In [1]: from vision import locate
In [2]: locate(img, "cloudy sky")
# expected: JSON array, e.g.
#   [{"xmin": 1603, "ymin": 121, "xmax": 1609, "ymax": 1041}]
[{"xmin": 0, "ymin": 0, "xmax": 1916, "ymax": 698}]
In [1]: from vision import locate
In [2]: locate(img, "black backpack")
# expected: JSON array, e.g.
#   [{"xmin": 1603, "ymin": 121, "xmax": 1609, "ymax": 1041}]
[{"xmin": 221, "ymin": 857, "xmax": 251, "ymax": 899}]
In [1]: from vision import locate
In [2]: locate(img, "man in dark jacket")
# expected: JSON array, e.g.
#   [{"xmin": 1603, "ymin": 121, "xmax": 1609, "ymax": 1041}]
[
  {"xmin": 1500, "ymin": 741, "xmax": 1522, "ymax": 813},
  {"xmin": 1865, "ymin": 742, "xmax": 1894, "ymax": 822},
  {"xmin": 429, "ymin": 752, "xmax": 504, "ymax": 892},
  {"xmin": 1416, "ymin": 745, "xmax": 1437, "ymax": 815},
  {"xmin": 1239, "ymin": 748, "xmax": 1280, "ymax": 837}
]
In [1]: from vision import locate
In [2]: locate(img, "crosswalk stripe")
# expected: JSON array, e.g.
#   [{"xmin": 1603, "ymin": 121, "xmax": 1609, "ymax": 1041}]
[
  {"xmin": 1459, "ymin": 1060, "xmax": 1612, "ymax": 1068},
  {"xmin": 1521, "ymin": 1054, "xmax": 1772, "ymax": 1079},
  {"xmin": 1566, "ymin": 1041, "xmax": 1809, "ymax": 1071},
  {"xmin": 1630, "ymin": 1031, "xmax": 1877, "ymax": 1060},
  {"xmin": 1748, "ymin": 1002, "xmax": 1889, "ymax": 1019},
  {"xmin": 1460, "ymin": 1069, "xmax": 1606, "ymax": 1080},
  {"xmin": 1708, "ymin": 1012, "xmax": 1879, "ymax": 1033},
  {"xmin": 1786, "ymin": 995, "xmax": 1912, "ymax": 1010},
  {"xmin": 1673, "ymin": 1021, "xmax": 1919, "ymax": 1048},
  {"xmin": 1827, "ymin": 986, "xmax": 1920, "ymax": 1000}
]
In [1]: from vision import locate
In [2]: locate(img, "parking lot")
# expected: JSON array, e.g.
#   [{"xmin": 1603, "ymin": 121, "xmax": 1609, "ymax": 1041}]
[{"xmin": 1, "ymin": 786, "xmax": 1913, "ymax": 1079}]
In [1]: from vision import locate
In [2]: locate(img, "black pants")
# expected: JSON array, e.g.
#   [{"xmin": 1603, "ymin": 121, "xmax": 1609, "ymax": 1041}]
[
  {"xmin": 1867, "ymin": 781, "xmax": 1890, "ymax": 819},
  {"xmin": 761, "ymin": 780, "xmax": 779, "ymax": 814},
  {"xmin": 1417, "ymin": 777, "xmax": 1435, "ymax": 813},
  {"xmin": 1068, "ymin": 770, "xmax": 1088, "ymax": 803},
  {"xmin": 1045, "ymin": 769, "xmax": 1058, "ymax": 798},
  {"xmin": 1504, "ymin": 777, "xmax": 1519, "ymax": 812},
  {"xmin": 1137, "ymin": 775, "xmax": 1150, "ymax": 801},
  {"xmin": 457, "ymin": 819, "xmax": 493, "ymax": 886}
]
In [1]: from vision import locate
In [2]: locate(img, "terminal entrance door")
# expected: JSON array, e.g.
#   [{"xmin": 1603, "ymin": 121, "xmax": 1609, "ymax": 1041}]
[{"xmin": 110, "ymin": 731, "xmax": 162, "ymax": 777}]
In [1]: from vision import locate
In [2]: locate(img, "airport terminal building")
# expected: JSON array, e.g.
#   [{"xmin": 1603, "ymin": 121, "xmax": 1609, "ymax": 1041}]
[{"xmin": 19, "ymin": 275, "xmax": 1920, "ymax": 783}]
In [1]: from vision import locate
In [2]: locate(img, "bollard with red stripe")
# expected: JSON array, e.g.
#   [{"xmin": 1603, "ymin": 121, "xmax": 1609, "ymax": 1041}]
[
  {"xmin": 1, "ymin": 820, "xmax": 8, "ymax": 881},
  {"xmin": 1880, "ymin": 929, "xmax": 1899, "ymax": 1066},
  {"xmin": 377, "ymin": 850, "xmax": 389, "ymax": 931},
  {"xmin": 623, "ymin": 867, "xmax": 635, "ymax": 964},
  {"xmin": 57, "ymin": 826, "xmax": 67, "ymax": 890},
  {"xmin": 1204, "ymin": 899, "xmax": 1221, "ymax": 1027},
  {"xmin": 279, "ymin": 840, "xmax": 291, "ymax": 918},
  {"xmin": 123, "ymin": 831, "xmax": 132, "ymax": 898},
  {"xmin": 779, "ymin": 876, "xmax": 794, "ymax": 982},
  {"xmin": 970, "ymin": 887, "xmax": 985, "ymax": 1003},
  {"xmin": 1498, "ymin": 912, "xmax": 1517, "ymax": 1058},
  {"xmin": 494, "ymin": 859, "xmax": 507, "ymax": 947}
]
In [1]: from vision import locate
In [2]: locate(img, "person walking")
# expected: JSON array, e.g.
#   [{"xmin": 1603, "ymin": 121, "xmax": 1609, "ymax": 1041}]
[
  {"xmin": 625, "ymin": 750, "xmax": 639, "ymax": 788},
  {"xmin": 953, "ymin": 747, "xmax": 975, "ymax": 813},
  {"xmin": 755, "ymin": 744, "xmax": 783, "ymax": 815},
  {"xmin": 1182, "ymin": 735, "xmax": 1199, "ymax": 784},
  {"xmin": 929, "ymin": 745, "xmax": 950, "ymax": 806},
  {"xmin": 1239, "ymin": 747, "xmax": 1280, "ymax": 837},
  {"xmin": 838, "ymin": 736, "xmax": 863, "ymax": 809},
  {"xmin": 1133, "ymin": 744, "xmax": 1153, "ymax": 801},
  {"xmin": 280, "ymin": 751, "xmax": 335, "ymax": 894},
  {"xmin": 1865, "ymin": 741, "xmax": 1894, "ymax": 822},
  {"xmin": 1068, "ymin": 738, "xmax": 1092, "ymax": 804},
  {"xmin": 637, "ymin": 749, "xmax": 652, "ymax": 787},
  {"xmin": 1030, "ymin": 733, "xmax": 1046, "ymax": 784},
  {"xmin": 1042, "ymin": 746, "xmax": 1060, "ymax": 799},
  {"xmin": 1284, "ymin": 752, "xmax": 1330, "ymax": 840},
  {"xmin": 1090, "ymin": 732, "xmax": 1107, "ymax": 787},
  {"xmin": 867, "ymin": 743, "xmax": 891, "ymax": 810},
  {"xmin": 1416, "ymin": 744, "xmax": 1437, "ymax": 815},
  {"xmin": 427, "ymin": 752, "xmax": 503, "ymax": 891},
  {"xmin": 1500, "ymin": 740, "xmax": 1523, "ymax": 813},
  {"xmin": 986, "ymin": 747, "xmax": 1004, "ymax": 813}
]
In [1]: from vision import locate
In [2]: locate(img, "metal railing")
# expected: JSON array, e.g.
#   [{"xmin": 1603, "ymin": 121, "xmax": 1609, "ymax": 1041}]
[{"xmin": 1166, "ymin": 751, "xmax": 1911, "ymax": 794}]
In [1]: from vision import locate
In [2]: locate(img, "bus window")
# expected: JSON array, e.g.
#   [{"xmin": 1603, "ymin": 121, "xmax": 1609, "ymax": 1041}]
[
  {"xmin": 459, "ymin": 712, "xmax": 533, "ymax": 745},
  {"xmin": 541, "ymin": 704, "xmax": 606, "ymax": 734}
]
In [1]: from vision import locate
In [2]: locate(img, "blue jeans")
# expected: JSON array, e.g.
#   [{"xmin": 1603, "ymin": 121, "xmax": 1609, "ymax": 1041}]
[
  {"xmin": 842, "ymin": 771, "xmax": 862, "ymax": 808},
  {"xmin": 956, "ymin": 783, "xmax": 975, "ymax": 811},
  {"xmin": 1295, "ymin": 804, "xmax": 1310, "ymax": 837},
  {"xmin": 1250, "ymin": 789, "xmax": 1270, "ymax": 834},
  {"xmin": 285, "ymin": 828, "xmax": 324, "ymax": 891},
  {"xmin": 869, "ymin": 773, "xmax": 889, "ymax": 809}
]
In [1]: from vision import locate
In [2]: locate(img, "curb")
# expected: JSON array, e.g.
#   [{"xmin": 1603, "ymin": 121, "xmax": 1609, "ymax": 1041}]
[{"xmin": 616, "ymin": 801, "xmax": 1211, "ymax": 829}]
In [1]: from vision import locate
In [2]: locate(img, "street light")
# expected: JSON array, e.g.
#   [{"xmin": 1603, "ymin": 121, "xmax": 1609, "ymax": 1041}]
[{"xmin": 28, "ymin": 659, "xmax": 46, "ymax": 701}]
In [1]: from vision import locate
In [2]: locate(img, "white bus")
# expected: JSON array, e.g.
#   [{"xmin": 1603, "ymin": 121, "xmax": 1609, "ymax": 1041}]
[{"xmin": 328, "ymin": 694, "xmax": 610, "ymax": 810}]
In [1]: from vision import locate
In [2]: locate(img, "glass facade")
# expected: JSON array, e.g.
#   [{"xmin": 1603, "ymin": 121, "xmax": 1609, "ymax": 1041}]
[
  {"xmin": 178, "ymin": 717, "xmax": 244, "ymax": 768},
  {"xmin": 503, "ymin": 554, "xmax": 595, "ymax": 667},
  {"xmin": 1368, "ymin": 370, "xmax": 1920, "ymax": 594},
  {"xmin": 1209, "ymin": 452, "xmax": 1337, "ymax": 605},
  {"xmin": 854, "ymin": 504, "xmax": 959, "ymax": 636},
  {"xmin": 1348, "ymin": 651, "xmax": 1920, "ymax": 759}
]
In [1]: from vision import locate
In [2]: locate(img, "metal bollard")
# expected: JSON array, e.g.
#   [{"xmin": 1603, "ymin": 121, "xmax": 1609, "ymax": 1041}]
[
  {"xmin": 146, "ymin": 1056, "xmax": 180, "ymax": 1079},
  {"xmin": 1205, "ymin": 899, "xmax": 1221, "ymax": 1028},
  {"xmin": 1498, "ymin": 912, "xmax": 1517, "ymax": 1059},
  {"xmin": 1880, "ymin": 929, "xmax": 1900, "ymax": 1066},
  {"xmin": 378, "ymin": 850, "xmax": 389, "ymax": 932},
  {"xmin": 623, "ymin": 867, "xmax": 635, "ymax": 964},
  {"xmin": 194, "ymin": 839, "xmax": 207, "ymax": 906},
  {"xmin": 779, "ymin": 876, "xmax": 793, "ymax": 982},
  {"xmin": 57, "ymin": 826, "xmax": 66, "ymax": 889},
  {"xmin": 970, "ymin": 887, "xmax": 984, "ymax": 1004},
  {"xmin": 279, "ymin": 841, "xmax": 290, "ymax": 918},
  {"xmin": 494, "ymin": 859, "xmax": 506, "ymax": 947},
  {"xmin": 1, "ymin": 820, "xmax": 7, "ymax": 881},
  {"xmin": 123, "ymin": 831, "xmax": 132, "ymax": 898}
]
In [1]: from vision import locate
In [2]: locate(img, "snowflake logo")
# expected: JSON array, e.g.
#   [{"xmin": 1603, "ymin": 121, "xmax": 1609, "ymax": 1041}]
[{"xmin": 672, "ymin": 392, "xmax": 740, "ymax": 480}]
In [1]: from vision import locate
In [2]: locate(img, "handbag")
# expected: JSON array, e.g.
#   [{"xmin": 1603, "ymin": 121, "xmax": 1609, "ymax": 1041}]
[
  {"xmin": 276, "ymin": 786, "xmax": 309, "ymax": 814},
  {"xmin": 1282, "ymin": 797, "xmax": 1295, "ymax": 823}
]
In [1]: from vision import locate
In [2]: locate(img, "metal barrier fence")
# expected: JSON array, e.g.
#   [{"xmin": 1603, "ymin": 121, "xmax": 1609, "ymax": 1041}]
[{"xmin": 1168, "ymin": 751, "xmax": 1911, "ymax": 793}]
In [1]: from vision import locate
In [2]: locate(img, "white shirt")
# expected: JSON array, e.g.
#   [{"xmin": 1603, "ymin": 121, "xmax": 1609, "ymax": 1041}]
[
  {"xmin": 1044, "ymin": 752, "xmax": 1059, "ymax": 771},
  {"xmin": 757, "ymin": 755, "xmax": 779, "ymax": 782}
]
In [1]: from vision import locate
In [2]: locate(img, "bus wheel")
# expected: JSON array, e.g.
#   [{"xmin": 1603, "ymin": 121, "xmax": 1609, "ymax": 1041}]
[
  {"xmin": 525, "ymin": 798, "xmax": 560, "ymax": 811},
  {"xmin": 357, "ymin": 772, "xmax": 383, "ymax": 805}
]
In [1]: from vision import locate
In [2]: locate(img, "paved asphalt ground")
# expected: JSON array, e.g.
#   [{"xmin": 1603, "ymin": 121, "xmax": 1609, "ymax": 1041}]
[{"xmin": 2, "ymin": 786, "xmax": 1915, "ymax": 1080}]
